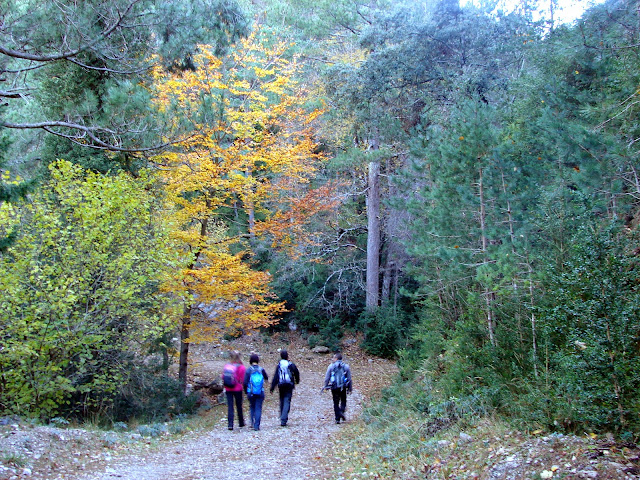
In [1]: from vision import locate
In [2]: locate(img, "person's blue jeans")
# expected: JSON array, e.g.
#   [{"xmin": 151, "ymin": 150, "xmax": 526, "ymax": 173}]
[
  {"xmin": 226, "ymin": 391, "xmax": 244, "ymax": 429},
  {"xmin": 248, "ymin": 393, "xmax": 265, "ymax": 430},
  {"xmin": 278, "ymin": 385, "xmax": 294, "ymax": 426}
]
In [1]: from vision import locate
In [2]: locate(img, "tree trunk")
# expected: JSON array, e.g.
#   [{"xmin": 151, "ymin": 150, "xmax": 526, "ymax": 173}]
[
  {"xmin": 500, "ymin": 168, "xmax": 517, "ymax": 253},
  {"xmin": 528, "ymin": 259, "xmax": 538, "ymax": 378},
  {"xmin": 478, "ymin": 167, "xmax": 496, "ymax": 346},
  {"xmin": 366, "ymin": 160, "xmax": 381, "ymax": 312},
  {"xmin": 381, "ymin": 259, "xmax": 394, "ymax": 306},
  {"xmin": 178, "ymin": 216, "xmax": 208, "ymax": 393},
  {"xmin": 178, "ymin": 305, "xmax": 191, "ymax": 392},
  {"xmin": 248, "ymin": 204, "xmax": 256, "ymax": 240}
]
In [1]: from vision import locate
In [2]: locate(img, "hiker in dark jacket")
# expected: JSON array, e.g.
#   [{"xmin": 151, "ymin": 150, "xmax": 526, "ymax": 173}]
[
  {"xmin": 269, "ymin": 350, "xmax": 300, "ymax": 427},
  {"xmin": 243, "ymin": 353, "xmax": 269, "ymax": 431},
  {"xmin": 323, "ymin": 352, "xmax": 352, "ymax": 424}
]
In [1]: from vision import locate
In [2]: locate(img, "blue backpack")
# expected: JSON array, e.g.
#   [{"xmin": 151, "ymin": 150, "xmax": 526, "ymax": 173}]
[{"xmin": 247, "ymin": 366, "xmax": 264, "ymax": 396}]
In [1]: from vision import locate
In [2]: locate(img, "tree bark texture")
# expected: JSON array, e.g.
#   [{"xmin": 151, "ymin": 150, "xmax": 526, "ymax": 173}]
[
  {"xmin": 178, "ymin": 305, "xmax": 191, "ymax": 392},
  {"xmin": 366, "ymin": 160, "xmax": 381, "ymax": 312}
]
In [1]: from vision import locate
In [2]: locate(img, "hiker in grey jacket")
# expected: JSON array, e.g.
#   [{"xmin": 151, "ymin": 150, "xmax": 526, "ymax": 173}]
[
  {"xmin": 323, "ymin": 352, "xmax": 352, "ymax": 424},
  {"xmin": 270, "ymin": 350, "xmax": 300, "ymax": 427}
]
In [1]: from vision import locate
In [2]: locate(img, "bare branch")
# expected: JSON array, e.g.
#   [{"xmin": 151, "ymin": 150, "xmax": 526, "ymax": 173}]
[
  {"xmin": 2, "ymin": 120, "xmax": 192, "ymax": 153},
  {"xmin": 66, "ymin": 57, "xmax": 149, "ymax": 75},
  {"xmin": 0, "ymin": 64, "xmax": 44, "ymax": 75},
  {"xmin": 3, "ymin": 120, "xmax": 116, "ymax": 134},
  {"xmin": 0, "ymin": 89, "xmax": 27, "ymax": 99},
  {"xmin": 0, "ymin": 0, "xmax": 141, "ymax": 63}
]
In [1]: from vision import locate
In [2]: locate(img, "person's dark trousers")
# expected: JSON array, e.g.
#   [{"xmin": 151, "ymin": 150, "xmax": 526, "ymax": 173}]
[
  {"xmin": 278, "ymin": 384, "xmax": 294, "ymax": 426},
  {"xmin": 331, "ymin": 387, "xmax": 347, "ymax": 422},
  {"xmin": 226, "ymin": 391, "xmax": 245, "ymax": 429},
  {"xmin": 248, "ymin": 393, "xmax": 265, "ymax": 430}
]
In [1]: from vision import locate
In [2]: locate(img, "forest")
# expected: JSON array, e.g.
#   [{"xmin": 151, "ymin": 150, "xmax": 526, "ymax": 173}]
[{"xmin": 1, "ymin": 0, "xmax": 639, "ymax": 441}]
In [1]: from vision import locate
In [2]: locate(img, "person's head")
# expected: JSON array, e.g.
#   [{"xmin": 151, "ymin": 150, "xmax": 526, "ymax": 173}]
[
  {"xmin": 230, "ymin": 351, "xmax": 242, "ymax": 364},
  {"xmin": 280, "ymin": 350, "xmax": 289, "ymax": 360},
  {"xmin": 333, "ymin": 352, "xmax": 342, "ymax": 362},
  {"xmin": 249, "ymin": 353, "xmax": 260, "ymax": 365}
]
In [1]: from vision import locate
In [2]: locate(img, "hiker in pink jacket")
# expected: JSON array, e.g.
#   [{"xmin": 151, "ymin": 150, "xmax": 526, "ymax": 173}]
[{"xmin": 222, "ymin": 351, "xmax": 246, "ymax": 430}]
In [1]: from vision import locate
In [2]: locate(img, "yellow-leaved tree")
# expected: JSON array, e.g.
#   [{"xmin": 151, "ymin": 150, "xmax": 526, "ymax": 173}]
[{"xmin": 153, "ymin": 28, "xmax": 325, "ymax": 387}]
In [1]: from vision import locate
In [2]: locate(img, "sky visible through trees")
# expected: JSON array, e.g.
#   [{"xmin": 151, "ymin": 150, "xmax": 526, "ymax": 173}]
[{"xmin": 461, "ymin": 0, "xmax": 606, "ymax": 23}]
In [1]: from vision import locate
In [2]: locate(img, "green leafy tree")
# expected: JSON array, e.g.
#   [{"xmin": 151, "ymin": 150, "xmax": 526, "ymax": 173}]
[{"xmin": 0, "ymin": 160, "xmax": 179, "ymax": 418}]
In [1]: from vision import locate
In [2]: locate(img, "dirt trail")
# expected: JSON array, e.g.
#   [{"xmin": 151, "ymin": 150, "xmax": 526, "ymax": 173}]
[{"xmin": 73, "ymin": 334, "xmax": 396, "ymax": 480}]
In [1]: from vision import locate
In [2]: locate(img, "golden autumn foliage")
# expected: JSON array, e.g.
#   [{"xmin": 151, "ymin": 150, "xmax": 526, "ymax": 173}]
[{"xmin": 152, "ymin": 27, "xmax": 327, "ymax": 347}]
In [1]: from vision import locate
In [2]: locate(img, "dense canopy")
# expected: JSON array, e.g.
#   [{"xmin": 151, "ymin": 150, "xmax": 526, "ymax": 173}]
[{"xmin": 1, "ymin": 0, "xmax": 638, "ymax": 442}]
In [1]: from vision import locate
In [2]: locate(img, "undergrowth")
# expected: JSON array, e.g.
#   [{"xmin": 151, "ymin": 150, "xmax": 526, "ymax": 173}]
[
  {"xmin": 326, "ymin": 378, "xmax": 639, "ymax": 480},
  {"xmin": 328, "ymin": 382, "xmax": 498, "ymax": 479}
]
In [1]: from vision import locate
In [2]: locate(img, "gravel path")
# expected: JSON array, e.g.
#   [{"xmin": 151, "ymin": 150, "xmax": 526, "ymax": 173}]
[
  {"xmin": 70, "ymin": 335, "xmax": 394, "ymax": 480},
  {"xmin": 0, "ymin": 335, "xmax": 395, "ymax": 480},
  {"xmin": 78, "ymin": 367, "xmax": 361, "ymax": 480}
]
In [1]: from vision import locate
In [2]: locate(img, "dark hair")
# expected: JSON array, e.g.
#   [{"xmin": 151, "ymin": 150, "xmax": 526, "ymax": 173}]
[
  {"xmin": 250, "ymin": 353, "xmax": 259, "ymax": 364},
  {"xmin": 334, "ymin": 352, "xmax": 342, "ymax": 361},
  {"xmin": 280, "ymin": 350, "xmax": 288, "ymax": 360}
]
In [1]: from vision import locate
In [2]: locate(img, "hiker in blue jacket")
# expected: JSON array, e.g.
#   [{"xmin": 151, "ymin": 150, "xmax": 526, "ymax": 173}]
[
  {"xmin": 323, "ymin": 352, "xmax": 352, "ymax": 424},
  {"xmin": 270, "ymin": 350, "xmax": 300, "ymax": 427},
  {"xmin": 243, "ymin": 353, "xmax": 269, "ymax": 431}
]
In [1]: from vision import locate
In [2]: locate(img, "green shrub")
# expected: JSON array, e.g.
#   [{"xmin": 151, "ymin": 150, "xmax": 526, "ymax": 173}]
[
  {"xmin": 359, "ymin": 307, "xmax": 409, "ymax": 359},
  {"xmin": 111, "ymin": 370, "xmax": 199, "ymax": 422},
  {"xmin": 538, "ymin": 222, "xmax": 640, "ymax": 434}
]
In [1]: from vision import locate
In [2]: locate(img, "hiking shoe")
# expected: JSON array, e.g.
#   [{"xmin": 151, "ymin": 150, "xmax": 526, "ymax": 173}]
[
  {"xmin": 335, "ymin": 419, "xmax": 340, "ymax": 424},
  {"xmin": 228, "ymin": 427, "xmax": 233, "ymax": 431}
]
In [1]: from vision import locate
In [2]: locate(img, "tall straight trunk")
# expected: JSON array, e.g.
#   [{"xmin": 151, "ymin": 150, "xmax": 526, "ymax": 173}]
[
  {"xmin": 392, "ymin": 262, "xmax": 399, "ymax": 312},
  {"xmin": 248, "ymin": 205, "xmax": 255, "ymax": 239},
  {"xmin": 381, "ymin": 259, "xmax": 394, "ymax": 306},
  {"xmin": 246, "ymin": 167, "xmax": 255, "ymax": 240},
  {"xmin": 500, "ymin": 168, "xmax": 516, "ymax": 253},
  {"xmin": 478, "ymin": 167, "xmax": 496, "ymax": 346},
  {"xmin": 366, "ymin": 160, "xmax": 381, "ymax": 312},
  {"xmin": 528, "ymin": 259, "xmax": 538, "ymax": 378},
  {"xmin": 479, "ymin": 167, "xmax": 488, "ymax": 252}
]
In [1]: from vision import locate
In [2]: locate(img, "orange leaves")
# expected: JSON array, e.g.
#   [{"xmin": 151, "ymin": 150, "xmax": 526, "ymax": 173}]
[
  {"xmin": 152, "ymin": 25, "xmax": 327, "ymax": 239},
  {"xmin": 255, "ymin": 183, "xmax": 340, "ymax": 250},
  {"xmin": 153, "ymin": 28, "xmax": 323, "ymax": 206},
  {"xmin": 151, "ymin": 26, "xmax": 328, "ymax": 342}
]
